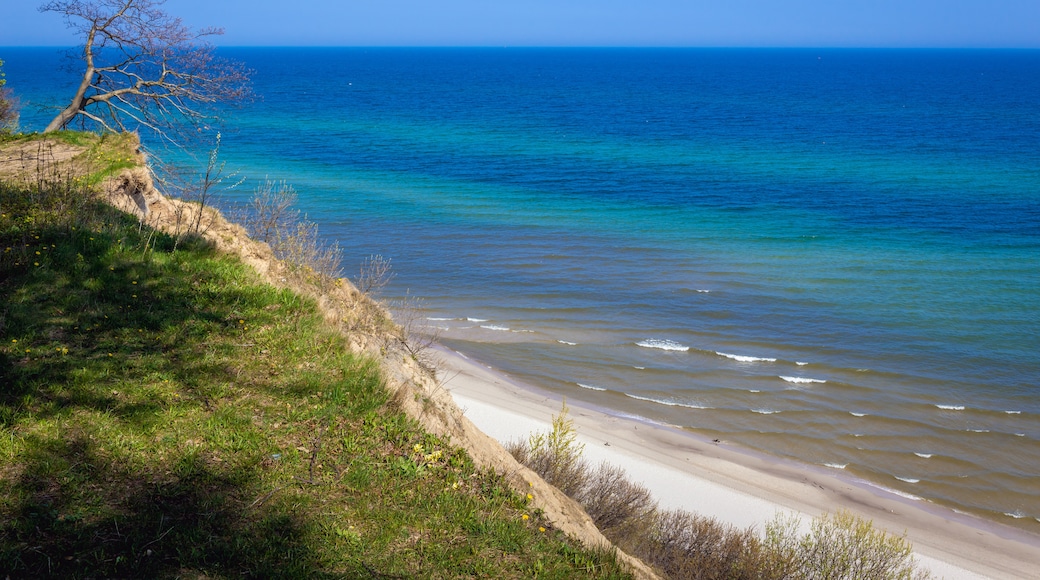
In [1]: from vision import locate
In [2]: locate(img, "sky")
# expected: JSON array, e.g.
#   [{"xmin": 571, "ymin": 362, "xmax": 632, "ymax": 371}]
[{"xmin": 2, "ymin": 0, "xmax": 1038, "ymax": 48}]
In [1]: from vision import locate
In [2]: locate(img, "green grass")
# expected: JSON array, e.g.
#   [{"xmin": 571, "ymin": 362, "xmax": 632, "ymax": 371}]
[{"xmin": 0, "ymin": 134, "xmax": 630, "ymax": 579}]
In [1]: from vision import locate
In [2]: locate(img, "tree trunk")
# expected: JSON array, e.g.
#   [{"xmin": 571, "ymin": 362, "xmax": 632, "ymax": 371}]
[{"xmin": 43, "ymin": 64, "xmax": 95, "ymax": 133}]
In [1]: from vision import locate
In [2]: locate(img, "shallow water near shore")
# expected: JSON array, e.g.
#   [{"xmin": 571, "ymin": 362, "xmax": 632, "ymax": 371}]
[{"xmin": 8, "ymin": 46, "xmax": 1040, "ymax": 532}]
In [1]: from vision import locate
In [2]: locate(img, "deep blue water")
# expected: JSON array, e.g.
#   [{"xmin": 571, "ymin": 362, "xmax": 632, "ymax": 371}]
[{"xmin": 6, "ymin": 46, "xmax": 1040, "ymax": 530}]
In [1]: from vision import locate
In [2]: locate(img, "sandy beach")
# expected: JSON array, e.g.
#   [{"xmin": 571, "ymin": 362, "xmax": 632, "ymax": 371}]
[{"xmin": 436, "ymin": 346, "xmax": 1040, "ymax": 580}]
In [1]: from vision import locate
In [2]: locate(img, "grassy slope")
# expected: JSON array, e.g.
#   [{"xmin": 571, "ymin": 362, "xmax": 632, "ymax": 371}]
[{"xmin": 0, "ymin": 133, "xmax": 629, "ymax": 578}]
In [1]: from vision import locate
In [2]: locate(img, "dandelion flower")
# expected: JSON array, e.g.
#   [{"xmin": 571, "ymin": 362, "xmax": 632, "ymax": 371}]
[
  {"xmin": 413, "ymin": 443, "xmax": 423, "ymax": 453},
  {"xmin": 521, "ymin": 514, "xmax": 529, "ymax": 521},
  {"xmin": 526, "ymin": 493, "xmax": 533, "ymax": 501},
  {"xmin": 539, "ymin": 527, "xmax": 546, "ymax": 533}
]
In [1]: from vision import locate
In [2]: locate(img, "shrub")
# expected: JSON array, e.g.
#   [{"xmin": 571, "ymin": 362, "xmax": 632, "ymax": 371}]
[
  {"xmin": 575, "ymin": 461, "xmax": 656, "ymax": 539},
  {"xmin": 516, "ymin": 401, "xmax": 591, "ymax": 497},
  {"xmin": 638, "ymin": 509, "xmax": 770, "ymax": 580},
  {"xmin": 766, "ymin": 510, "xmax": 930, "ymax": 580}
]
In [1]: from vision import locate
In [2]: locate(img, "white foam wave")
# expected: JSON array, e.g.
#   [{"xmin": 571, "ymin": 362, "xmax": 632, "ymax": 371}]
[
  {"xmin": 850, "ymin": 412, "xmax": 867, "ymax": 417},
  {"xmin": 625, "ymin": 393, "xmax": 710, "ymax": 409},
  {"xmin": 426, "ymin": 317, "xmax": 457, "ymax": 321},
  {"xmin": 935, "ymin": 404, "xmax": 965, "ymax": 411},
  {"xmin": 780, "ymin": 376, "xmax": 826, "ymax": 384},
  {"xmin": 1016, "ymin": 433, "xmax": 1026, "ymax": 437},
  {"xmin": 1004, "ymin": 511, "xmax": 1027, "ymax": 519},
  {"xmin": 751, "ymin": 409, "xmax": 780, "ymax": 415},
  {"xmin": 823, "ymin": 462, "xmax": 847, "ymax": 469},
  {"xmin": 968, "ymin": 428, "xmax": 990, "ymax": 433},
  {"xmin": 748, "ymin": 389, "xmax": 761, "ymax": 393},
  {"xmin": 466, "ymin": 317, "xmax": 488, "ymax": 322},
  {"xmin": 633, "ymin": 366, "xmax": 646, "ymax": 370},
  {"xmin": 1005, "ymin": 410, "xmax": 1022, "ymax": 415},
  {"xmin": 914, "ymin": 453, "xmax": 933, "ymax": 458},
  {"xmin": 577, "ymin": 383, "xmax": 607, "ymax": 392},
  {"xmin": 862, "ymin": 482, "xmax": 923, "ymax": 501},
  {"xmin": 636, "ymin": 339, "xmax": 690, "ymax": 352},
  {"xmin": 557, "ymin": 340, "xmax": 577, "ymax": 346},
  {"xmin": 716, "ymin": 352, "xmax": 776, "ymax": 363},
  {"xmin": 796, "ymin": 361, "xmax": 809, "ymax": 366},
  {"xmin": 480, "ymin": 325, "xmax": 510, "ymax": 331},
  {"xmin": 895, "ymin": 476, "xmax": 920, "ymax": 484},
  {"xmin": 695, "ymin": 289, "xmax": 711, "ymax": 293}
]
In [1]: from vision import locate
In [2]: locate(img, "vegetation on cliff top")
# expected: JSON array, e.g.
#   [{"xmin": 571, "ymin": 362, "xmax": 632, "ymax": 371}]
[{"xmin": 0, "ymin": 133, "xmax": 628, "ymax": 578}]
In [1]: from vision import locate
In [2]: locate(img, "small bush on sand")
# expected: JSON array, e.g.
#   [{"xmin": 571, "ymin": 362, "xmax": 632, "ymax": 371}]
[
  {"xmin": 576, "ymin": 462, "xmax": 656, "ymax": 539},
  {"xmin": 511, "ymin": 401, "xmax": 591, "ymax": 497},
  {"xmin": 766, "ymin": 510, "xmax": 930, "ymax": 580},
  {"xmin": 638, "ymin": 509, "xmax": 769, "ymax": 580}
]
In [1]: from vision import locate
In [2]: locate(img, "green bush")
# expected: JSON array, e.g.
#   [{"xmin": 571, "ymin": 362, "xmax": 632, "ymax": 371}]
[{"xmin": 766, "ymin": 510, "xmax": 930, "ymax": 580}]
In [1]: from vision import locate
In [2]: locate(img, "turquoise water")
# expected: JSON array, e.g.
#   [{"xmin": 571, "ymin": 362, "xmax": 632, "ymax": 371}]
[{"xmin": 7, "ymin": 47, "xmax": 1040, "ymax": 530}]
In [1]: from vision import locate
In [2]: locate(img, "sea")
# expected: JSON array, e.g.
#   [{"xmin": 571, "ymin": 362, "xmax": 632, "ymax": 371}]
[{"xmin": 5, "ymin": 47, "xmax": 1039, "ymax": 533}]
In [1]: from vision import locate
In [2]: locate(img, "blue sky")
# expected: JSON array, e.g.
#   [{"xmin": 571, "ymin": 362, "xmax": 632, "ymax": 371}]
[{"xmin": 2, "ymin": 0, "xmax": 1038, "ymax": 48}]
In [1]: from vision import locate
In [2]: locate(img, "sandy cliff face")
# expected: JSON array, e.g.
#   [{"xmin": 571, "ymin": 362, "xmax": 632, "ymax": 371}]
[{"xmin": 36, "ymin": 135, "xmax": 658, "ymax": 580}]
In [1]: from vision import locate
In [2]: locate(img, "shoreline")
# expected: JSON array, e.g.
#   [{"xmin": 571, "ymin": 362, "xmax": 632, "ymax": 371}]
[{"xmin": 435, "ymin": 345, "xmax": 1040, "ymax": 579}]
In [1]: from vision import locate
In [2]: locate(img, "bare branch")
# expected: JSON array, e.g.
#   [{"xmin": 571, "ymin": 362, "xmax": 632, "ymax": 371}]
[{"xmin": 40, "ymin": 0, "xmax": 252, "ymax": 142}]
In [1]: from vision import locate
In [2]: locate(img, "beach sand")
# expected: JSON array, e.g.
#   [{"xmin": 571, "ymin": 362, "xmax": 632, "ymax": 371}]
[{"xmin": 436, "ymin": 346, "xmax": 1040, "ymax": 580}]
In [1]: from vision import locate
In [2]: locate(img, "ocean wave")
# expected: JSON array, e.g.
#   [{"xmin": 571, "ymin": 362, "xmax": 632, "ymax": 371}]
[
  {"xmin": 862, "ymin": 482, "xmax": 923, "ymax": 501},
  {"xmin": 935, "ymin": 404, "xmax": 965, "ymax": 411},
  {"xmin": 466, "ymin": 317, "xmax": 488, "ymax": 322},
  {"xmin": 696, "ymin": 289, "xmax": 711, "ymax": 293},
  {"xmin": 1005, "ymin": 410, "xmax": 1022, "ymax": 415},
  {"xmin": 577, "ymin": 383, "xmax": 607, "ymax": 392},
  {"xmin": 751, "ymin": 409, "xmax": 781, "ymax": 415},
  {"xmin": 914, "ymin": 453, "xmax": 933, "ymax": 458},
  {"xmin": 557, "ymin": 340, "xmax": 578, "ymax": 346},
  {"xmin": 480, "ymin": 325, "xmax": 511, "ymax": 331},
  {"xmin": 427, "ymin": 317, "xmax": 457, "ymax": 321},
  {"xmin": 796, "ymin": 361, "xmax": 809, "ymax": 366},
  {"xmin": 823, "ymin": 462, "xmax": 847, "ymax": 469},
  {"xmin": 1004, "ymin": 510, "xmax": 1028, "ymax": 519},
  {"xmin": 780, "ymin": 376, "xmax": 826, "ymax": 384},
  {"xmin": 636, "ymin": 339, "xmax": 690, "ymax": 352},
  {"xmin": 850, "ymin": 412, "xmax": 867, "ymax": 417},
  {"xmin": 748, "ymin": 389, "xmax": 761, "ymax": 393},
  {"xmin": 967, "ymin": 428, "xmax": 990, "ymax": 433},
  {"xmin": 624, "ymin": 393, "xmax": 710, "ymax": 409},
  {"xmin": 716, "ymin": 352, "xmax": 776, "ymax": 363},
  {"xmin": 895, "ymin": 476, "xmax": 920, "ymax": 484}
]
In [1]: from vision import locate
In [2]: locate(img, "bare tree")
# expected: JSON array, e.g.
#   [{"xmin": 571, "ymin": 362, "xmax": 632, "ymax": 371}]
[{"xmin": 40, "ymin": 0, "xmax": 251, "ymax": 140}]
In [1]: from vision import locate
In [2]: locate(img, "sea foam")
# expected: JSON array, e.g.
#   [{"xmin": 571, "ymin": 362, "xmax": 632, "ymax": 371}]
[
  {"xmin": 936, "ymin": 404, "xmax": 965, "ymax": 411},
  {"xmin": 636, "ymin": 339, "xmax": 690, "ymax": 352},
  {"xmin": 624, "ymin": 393, "xmax": 709, "ymax": 409},
  {"xmin": 716, "ymin": 352, "xmax": 776, "ymax": 363},
  {"xmin": 577, "ymin": 383, "xmax": 608, "ymax": 392},
  {"xmin": 780, "ymin": 376, "xmax": 826, "ymax": 384}
]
